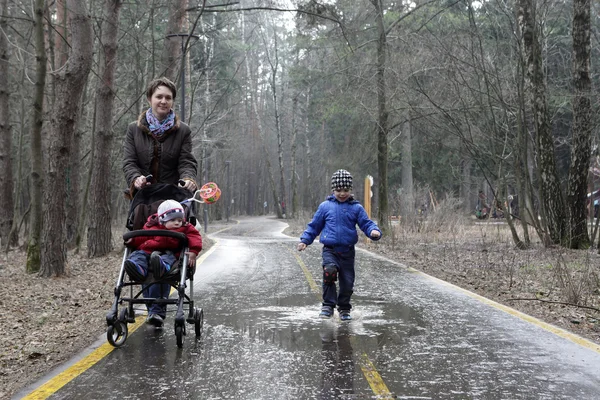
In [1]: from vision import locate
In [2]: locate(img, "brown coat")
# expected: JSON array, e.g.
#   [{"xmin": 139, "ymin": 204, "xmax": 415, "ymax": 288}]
[{"xmin": 123, "ymin": 110, "xmax": 198, "ymax": 198}]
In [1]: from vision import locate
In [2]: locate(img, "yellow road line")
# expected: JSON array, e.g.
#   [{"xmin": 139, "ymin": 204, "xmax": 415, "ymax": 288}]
[
  {"xmin": 408, "ymin": 267, "xmax": 600, "ymax": 354},
  {"xmin": 291, "ymin": 251, "xmax": 320, "ymax": 294},
  {"xmin": 22, "ymin": 316, "xmax": 146, "ymax": 400},
  {"xmin": 290, "ymin": 249, "xmax": 393, "ymax": 398},
  {"xmin": 24, "ymin": 243, "xmax": 221, "ymax": 399},
  {"xmin": 359, "ymin": 354, "xmax": 394, "ymax": 399},
  {"xmin": 207, "ymin": 224, "xmax": 235, "ymax": 236}
]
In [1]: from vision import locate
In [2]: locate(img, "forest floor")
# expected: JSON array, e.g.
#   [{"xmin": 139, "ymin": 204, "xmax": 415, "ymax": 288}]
[{"xmin": 2, "ymin": 215, "xmax": 600, "ymax": 399}]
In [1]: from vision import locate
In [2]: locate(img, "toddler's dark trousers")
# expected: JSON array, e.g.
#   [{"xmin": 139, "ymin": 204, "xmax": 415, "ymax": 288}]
[{"xmin": 321, "ymin": 246, "xmax": 355, "ymax": 310}]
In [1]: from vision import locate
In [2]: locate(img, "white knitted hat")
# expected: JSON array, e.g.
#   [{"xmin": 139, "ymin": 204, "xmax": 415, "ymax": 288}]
[{"xmin": 157, "ymin": 199, "xmax": 185, "ymax": 223}]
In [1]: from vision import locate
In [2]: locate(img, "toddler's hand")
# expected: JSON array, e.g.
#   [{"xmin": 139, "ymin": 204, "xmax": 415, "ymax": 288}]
[
  {"xmin": 297, "ymin": 242, "xmax": 307, "ymax": 251},
  {"xmin": 124, "ymin": 238, "xmax": 132, "ymax": 244},
  {"xmin": 370, "ymin": 230, "xmax": 381, "ymax": 239},
  {"xmin": 186, "ymin": 251, "xmax": 197, "ymax": 267}
]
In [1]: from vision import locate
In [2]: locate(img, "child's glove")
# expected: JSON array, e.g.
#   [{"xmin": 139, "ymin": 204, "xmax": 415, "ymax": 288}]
[
  {"xmin": 297, "ymin": 242, "xmax": 307, "ymax": 251},
  {"xmin": 370, "ymin": 231, "xmax": 381, "ymax": 239}
]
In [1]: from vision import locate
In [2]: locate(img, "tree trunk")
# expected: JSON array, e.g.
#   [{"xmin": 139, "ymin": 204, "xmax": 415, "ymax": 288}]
[
  {"xmin": 26, "ymin": 0, "xmax": 47, "ymax": 273},
  {"xmin": 87, "ymin": 0, "xmax": 123, "ymax": 257},
  {"xmin": 400, "ymin": 116, "xmax": 414, "ymax": 217},
  {"xmin": 0, "ymin": 0, "xmax": 13, "ymax": 248},
  {"xmin": 265, "ymin": 28, "xmax": 286, "ymax": 217},
  {"xmin": 241, "ymin": 12, "xmax": 281, "ymax": 218},
  {"xmin": 567, "ymin": 0, "xmax": 592, "ymax": 249},
  {"xmin": 517, "ymin": 0, "xmax": 566, "ymax": 245},
  {"xmin": 372, "ymin": 0, "xmax": 389, "ymax": 231},
  {"xmin": 514, "ymin": 49, "xmax": 532, "ymax": 246},
  {"xmin": 460, "ymin": 153, "xmax": 472, "ymax": 213},
  {"xmin": 304, "ymin": 86, "xmax": 313, "ymax": 210},
  {"xmin": 290, "ymin": 94, "xmax": 298, "ymax": 218},
  {"xmin": 162, "ymin": 0, "xmax": 187, "ymax": 81},
  {"xmin": 66, "ymin": 82, "xmax": 86, "ymax": 248},
  {"xmin": 40, "ymin": 0, "xmax": 93, "ymax": 277}
]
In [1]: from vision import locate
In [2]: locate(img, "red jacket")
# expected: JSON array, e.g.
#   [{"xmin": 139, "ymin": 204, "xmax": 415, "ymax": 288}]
[{"xmin": 128, "ymin": 214, "xmax": 202, "ymax": 255}]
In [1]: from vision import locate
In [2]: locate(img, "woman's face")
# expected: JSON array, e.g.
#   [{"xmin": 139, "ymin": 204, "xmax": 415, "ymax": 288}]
[{"xmin": 148, "ymin": 85, "xmax": 174, "ymax": 120}]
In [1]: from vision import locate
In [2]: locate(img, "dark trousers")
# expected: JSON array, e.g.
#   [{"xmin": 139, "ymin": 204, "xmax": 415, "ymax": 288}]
[
  {"xmin": 321, "ymin": 246, "xmax": 355, "ymax": 310},
  {"xmin": 128, "ymin": 250, "xmax": 176, "ymax": 318}
]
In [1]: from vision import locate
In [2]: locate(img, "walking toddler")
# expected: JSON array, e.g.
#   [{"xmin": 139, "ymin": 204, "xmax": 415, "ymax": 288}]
[{"xmin": 297, "ymin": 169, "xmax": 381, "ymax": 320}]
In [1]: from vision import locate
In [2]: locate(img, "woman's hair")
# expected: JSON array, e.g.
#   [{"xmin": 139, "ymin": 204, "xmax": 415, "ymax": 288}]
[{"xmin": 146, "ymin": 77, "xmax": 177, "ymax": 99}]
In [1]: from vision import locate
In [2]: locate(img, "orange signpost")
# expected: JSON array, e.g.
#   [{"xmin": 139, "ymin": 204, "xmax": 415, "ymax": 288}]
[{"xmin": 364, "ymin": 175, "xmax": 373, "ymax": 218}]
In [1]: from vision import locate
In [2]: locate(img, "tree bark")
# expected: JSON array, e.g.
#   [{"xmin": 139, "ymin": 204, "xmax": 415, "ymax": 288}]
[
  {"xmin": 26, "ymin": 0, "xmax": 47, "ymax": 273},
  {"xmin": 304, "ymin": 86, "xmax": 313, "ymax": 210},
  {"xmin": 400, "ymin": 116, "xmax": 414, "ymax": 217},
  {"xmin": 87, "ymin": 0, "xmax": 123, "ymax": 257},
  {"xmin": 40, "ymin": 0, "xmax": 93, "ymax": 277},
  {"xmin": 372, "ymin": 0, "xmax": 389, "ymax": 232},
  {"xmin": 162, "ymin": 0, "xmax": 188, "ymax": 81},
  {"xmin": 262, "ymin": 24, "xmax": 286, "ymax": 218},
  {"xmin": 517, "ymin": 0, "xmax": 566, "ymax": 245},
  {"xmin": 567, "ymin": 0, "xmax": 591, "ymax": 249},
  {"xmin": 290, "ymin": 94, "xmax": 298, "ymax": 218},
  {"xmin": 0, "ymin": 0, "xmax": 13, "ymax": 248}
]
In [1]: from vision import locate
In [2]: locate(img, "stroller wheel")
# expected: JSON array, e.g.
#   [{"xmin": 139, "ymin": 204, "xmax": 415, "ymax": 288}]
[
  {"xmin": 194, "ymin": 308, "xmax": 204, "ymax": 338},
  {"xmin": 119, "ymin": 307, "xmax": 129, "ymax": 322},
  {"xmin": 175, "ymin": 324, "xmax": 184, "ymax": 348},
  {"xmin": 107, "ymin": 321, "xmax": 128, "ymax": 347}
]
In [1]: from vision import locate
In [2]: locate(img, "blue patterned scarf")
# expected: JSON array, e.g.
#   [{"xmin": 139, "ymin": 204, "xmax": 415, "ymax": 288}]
[{"xmin": 146, "ymin": 108, "xmax": 175, "ymax": 137}]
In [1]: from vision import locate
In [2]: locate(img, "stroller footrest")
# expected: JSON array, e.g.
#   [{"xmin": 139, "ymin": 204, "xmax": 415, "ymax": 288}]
[{"xmin": 121, "ymin": 298, "xmax": 179, "ymax": 305}]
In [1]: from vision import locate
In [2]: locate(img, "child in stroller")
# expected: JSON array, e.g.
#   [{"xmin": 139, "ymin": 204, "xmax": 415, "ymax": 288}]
[
  {"xmin": 124, "ymin": 198, "xmax": 202, "ymax": 327},
  {"xmin": 106, "ymin": 183, "xmax": 204, "ymax": 348}
]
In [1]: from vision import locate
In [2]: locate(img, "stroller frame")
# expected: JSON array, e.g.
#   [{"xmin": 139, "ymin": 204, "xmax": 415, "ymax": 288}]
[{"xmin": 106, "ymin": 184, "xmax": 204, "ymax": 348}]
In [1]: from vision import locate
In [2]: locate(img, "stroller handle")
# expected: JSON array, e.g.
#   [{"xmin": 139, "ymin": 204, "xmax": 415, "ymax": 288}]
[{"xmin": 123, "ymin": 230, "xmax": 189, "ymax": 247}]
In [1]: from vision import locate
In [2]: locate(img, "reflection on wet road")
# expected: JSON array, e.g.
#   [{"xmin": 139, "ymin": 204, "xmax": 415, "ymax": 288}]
[{"xmin": 24, "ymin": 216, "xmax": 600, "ymax": 399}]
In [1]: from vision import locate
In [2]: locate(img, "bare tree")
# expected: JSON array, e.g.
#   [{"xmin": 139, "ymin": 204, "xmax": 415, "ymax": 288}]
[
  {"xmin": 517, "ymin": 0, "xmax": 567, "ymax": 245},
  {"xmin": 40, "ymin": 0, "xmax": 93, "ymax": 277},
  {"xmin": 371, "ymin": 0, "xmax": 390, "ymax": 232},
  {"xmin": 261, "ymin": 21, "xmax": 286, "ymax": 217},
  {"xmin": 0, "ymin": 0, "xmax": 13, "ymax": 248},
  {"xmin": 88, "ymin": 0, "xmax": 123, "ymax": 257},
  {"xmin": 400, "ymin": 115, "xmax": 414, "ymax": 217},
  {"xmin": 567, "ymin": 0, "xmax": 592, "ymax": 249},
  {"xmin": 26, "ymin": 0, "xmax": 47, "ymax": 273}
]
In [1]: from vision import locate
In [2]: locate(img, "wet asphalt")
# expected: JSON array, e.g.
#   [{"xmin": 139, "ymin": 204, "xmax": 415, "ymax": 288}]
[{"xmin": 19, "ymin": 216, "xmax": 600, "ymax": 399}]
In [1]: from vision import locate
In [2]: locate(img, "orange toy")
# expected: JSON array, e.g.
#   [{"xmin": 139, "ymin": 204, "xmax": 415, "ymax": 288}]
[{"xmin": 198, "ymin": 182, "xmax": 221, "ymax": 204}]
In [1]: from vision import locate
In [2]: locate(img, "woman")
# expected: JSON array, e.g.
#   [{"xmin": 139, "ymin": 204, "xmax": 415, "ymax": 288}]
[
  {"xmin": 123, "ymin": 77, "xmax": 198, "ymax": 198},
  {"xmin": 122, "ymin": 77, "xmax": 199, "ymax": 327}
]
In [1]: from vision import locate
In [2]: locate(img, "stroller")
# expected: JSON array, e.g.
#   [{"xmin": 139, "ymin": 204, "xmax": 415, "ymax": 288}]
[{"xmin": 106, "ymin": 183, "xmax": 204, "ymax": 348}]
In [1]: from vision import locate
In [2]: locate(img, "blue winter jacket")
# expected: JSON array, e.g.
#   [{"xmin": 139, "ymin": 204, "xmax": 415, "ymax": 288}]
[{"xmin": 300, "ymin": 195, "xmax": 382, "ymax": 248}]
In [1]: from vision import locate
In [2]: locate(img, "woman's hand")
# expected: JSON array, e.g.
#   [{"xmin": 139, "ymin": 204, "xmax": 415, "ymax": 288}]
[
  {"xmin": 297, "ymin": 242, "xmax": 307, "ymax": 251},
  {"xmin": 181, "ymin": 179, "xmax": 197, "ymax": 192},
  {"xmin": 370, "ymin": 230, "xmax": 381, "ymax": 239},
  {"xmin": 134, "ymin": 175, "xmax": 148, "ymax": 189},
  {"xmin": 186, "ymin": 251, "xmax": 197, "ymax": 267}
]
